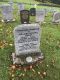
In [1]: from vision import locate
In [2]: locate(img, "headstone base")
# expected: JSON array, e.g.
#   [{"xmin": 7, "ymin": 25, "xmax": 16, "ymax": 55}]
[
  {"xmin": 1, "ymin": 19, "xmax": 15, "ymax": 22},
  {"xmin": 12, "ymin": 52, "xmax": 44, "ymax": 65}
]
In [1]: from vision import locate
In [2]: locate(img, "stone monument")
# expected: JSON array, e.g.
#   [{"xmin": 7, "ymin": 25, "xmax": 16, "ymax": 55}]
[
  {"xmin": 12, "ymin": 24, "xmax": 44, "ymax": 65},
  {"xmin": 1, "ymin": 4, "xmax": 15, "ymax": 22},
  {"xmin": 52, "ymin": 12, "xmax": 60, "ymax": 23},
  {"xmin": 20, "ymin": 10, "xmax": 30, "ymax": 24},
  {"xmin": 18, "ymin": 3, "xmax": 24, "ymax": 15},
  {"xmin": 36, "ymin": 10, "xmax": 45, "ymax": 23},
  {"xmin": 29, "ymin": 8, "xmax": 36, "ymax": 16}
]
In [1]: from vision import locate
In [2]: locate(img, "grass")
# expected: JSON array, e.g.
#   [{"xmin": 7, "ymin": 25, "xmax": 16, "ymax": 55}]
[
  {"xmin": 0, "ymin": 0, "xmax": 39, "ymax": 4},
  {"xmin": 0, "ymin": 1, "xmax": 60, "ymax": 80}
]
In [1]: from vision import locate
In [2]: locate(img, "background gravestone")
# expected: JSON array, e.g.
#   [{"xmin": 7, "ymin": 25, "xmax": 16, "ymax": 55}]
[
  {"xmin": 1, "ymin": 4, "xmax": 14, "ymax": 22},
  {"xmin": 9, "ymin": 0, "xmax": 13, "ymax": 7},
  {"xmin": 36, "ymin": 10, "xmax": 45, "ymax": 23},
  {"xmin": 8, "ymin": 0, "xmax": 13, "ymax": 14},
  {"xmin": 52, "ymin": 12, "xmax": 60, "ymax": 23},
  {"xmin": 50, "ymin": 8, "xmax": 56, "ymax": 13},
  {"xmin": 18, "ymin": 3, "xmax": 24, "ymax": 15},
  {"xmin": 20, "ymin": 10, "xmax": 30, "ymax": 24},
  {"xmin": 29, "ymin": 8, "xmax": 36, "ymax": 16},
  {"xmin": 12, "ymin": 24, "xmax": 43, "ymax": 64},
  {"xmin": 43, "ymin": 8, "xmax": 48, "ymax": 16}
]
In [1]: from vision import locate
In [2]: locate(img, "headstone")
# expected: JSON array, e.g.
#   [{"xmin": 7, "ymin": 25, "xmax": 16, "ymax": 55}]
[
  {"xmin": 12, "ymin": 24, "xmax": 44, "ymax": 65},
  {"xmin": 50, "ymin": 8, "xmax": 56, "ymax": 13},
  {"xmin": 43, "ymin": 8, "xmax": 48, "ymax": 16},
  {"xmin": 20, "ymin": 10, "xmax": 29, "ymax": 24},
  {"xmin": 52, "ymin": 12, "xmax": 60, "ymax": 23},
  {"xmin": 18, "ymin": 3, "xmax": 24, "ymax": 14},
  {"xmin": 9, "ymin": 0, "xmax": 13, "ymax": 10},
  {"xmin": 29, "ymin": 8, "xmax": 36, "ymax": 16},
  {"xmin": 36, "ymin": 10, "xmax": 45, "ymax": 23},
  {"xmin": 1, "ymin": 4, "xmax": 14, "ymax": 22}
]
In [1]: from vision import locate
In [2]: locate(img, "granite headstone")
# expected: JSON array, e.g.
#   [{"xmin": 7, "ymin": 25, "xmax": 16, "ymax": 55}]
[
  {"xmin": 20, "ymin": 10, "xmax": 29, "ymax": 24},
  {"xmin": 29, "ymin": 8, "xmax": 36, "ymax": 16},
  {"xmin": 12, "ymin": 24, "xmax": 43, "ymax": 64}
]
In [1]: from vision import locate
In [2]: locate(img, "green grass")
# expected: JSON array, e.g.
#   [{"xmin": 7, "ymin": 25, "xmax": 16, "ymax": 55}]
[
  {"xmin": 0, "ymin": 0, "xmax": 39, "ymax": 4},
  {"xmin": 0, "ymin": 1, "xmax": 60, "ymax": 80},
  {"xmin": 13, "ymin": 0, "xmax": 39, "ymax": 3}
]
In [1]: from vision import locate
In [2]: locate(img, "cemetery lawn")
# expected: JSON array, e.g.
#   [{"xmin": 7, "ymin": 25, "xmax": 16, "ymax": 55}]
[{"xmin": 0, "ymin": 1, "xmax": 60, "ymax": 80}]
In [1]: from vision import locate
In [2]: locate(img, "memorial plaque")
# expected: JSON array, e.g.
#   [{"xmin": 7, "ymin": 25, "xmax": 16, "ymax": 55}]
[
  {"xmin": 52, "ymin": 12, "xmax": 60, "ymax": 23},
  {"xmin": 1, "ymin": 4, "xmax": 13, "ymax": 21},
  {"xmin": 36, "ymin": 10, "xmax": 45, "ymax": 22},
  {"xmin": 20, "ymin": 10, "xmax": 29, "ymax": 24},
  {"xmin": 29, "ymin": 8, "xmax": 36, "ymax": 16},
  {"xmin": 14, "ymin": 24, "xmax": 40, "ymax": 56}
]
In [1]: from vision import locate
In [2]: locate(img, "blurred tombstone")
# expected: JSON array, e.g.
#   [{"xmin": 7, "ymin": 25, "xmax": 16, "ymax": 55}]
[
  {"xmin": 36, "ymin": 10, "xmax": 45, "ymax": 23},
  {"xmin": 8, "ymin": 0, "xmax": 13, "ymax": 10},
  {"xmin": 1, "ymin": 4, "xmax": 15, "ymax": 22},
  {"xmin": 43, "ymin": 8, "xmax": 48, "ymax": 16},
  {"xmin": 52, "ymin": 12, "xmax": 60, "ymax": 23},
  {"xmin": 8, "ymin": 0, "xmax": 13, "ymax": 12},
  {"xmin": 50, "ymin": 8, "xmax": 56, "ymax": 13},
  {"xmin": 9, "ymin": 0, "xmax": 13, "ymax": 6},
  {"xmin": 20, "ymin": 10, "xmax": 30, "ymax": 24},
  {"xmin": 29, "ymin": 8, "xmax": 36, "ymax": 16},
  {"xmin": 18, "ymin": 3, "xmax": 24, "ymax": 15},
  {"xmin": 12, "ymin": 24, "xmax": 44, "ymax": 65}
]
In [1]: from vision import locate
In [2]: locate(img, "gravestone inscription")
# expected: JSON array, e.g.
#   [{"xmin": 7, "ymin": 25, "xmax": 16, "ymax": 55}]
[
  {"xmin": 20, "ymin": 10, "xmax": 29, "ymax": 24},
  {"xmin": 12, "ymin": 24, "xmax": 43, "ymax": 64}
]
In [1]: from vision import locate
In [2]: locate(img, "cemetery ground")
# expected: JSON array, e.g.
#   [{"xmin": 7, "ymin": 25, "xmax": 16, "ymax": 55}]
[{"xmin": 0, "ymin": 2, "xmax": 60, "ymax": 80}]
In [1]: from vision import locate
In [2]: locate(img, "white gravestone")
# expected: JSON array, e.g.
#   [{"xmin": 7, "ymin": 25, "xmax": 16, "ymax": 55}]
[
  {"xmin": 52, "ymin": 12, "xmax": 60, "ymax": 23},
  {"xmin": 36, "ymin": 10, "xmax": 45, "ymax": 23},
  {"xmin": 1, "ymin": 4, "xmax": 13, "ymax": 22},
  {"xmin": 43, "ymin": 8, "xmax": 48, "ymax": 16},
  {"xmin": 9, "ymin": 0, "xmax": 13, "ymax": 10},
  {"xmin": 18, "ymin": 3, "xmax": 24, "ymax": 14},
  {"xmin": 14, "ymin": 24, "xmax": 41, "ymax": 56},
  {"xmin": 13, "ymin": 24, "xmax": 44, "ymax": 64}
]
